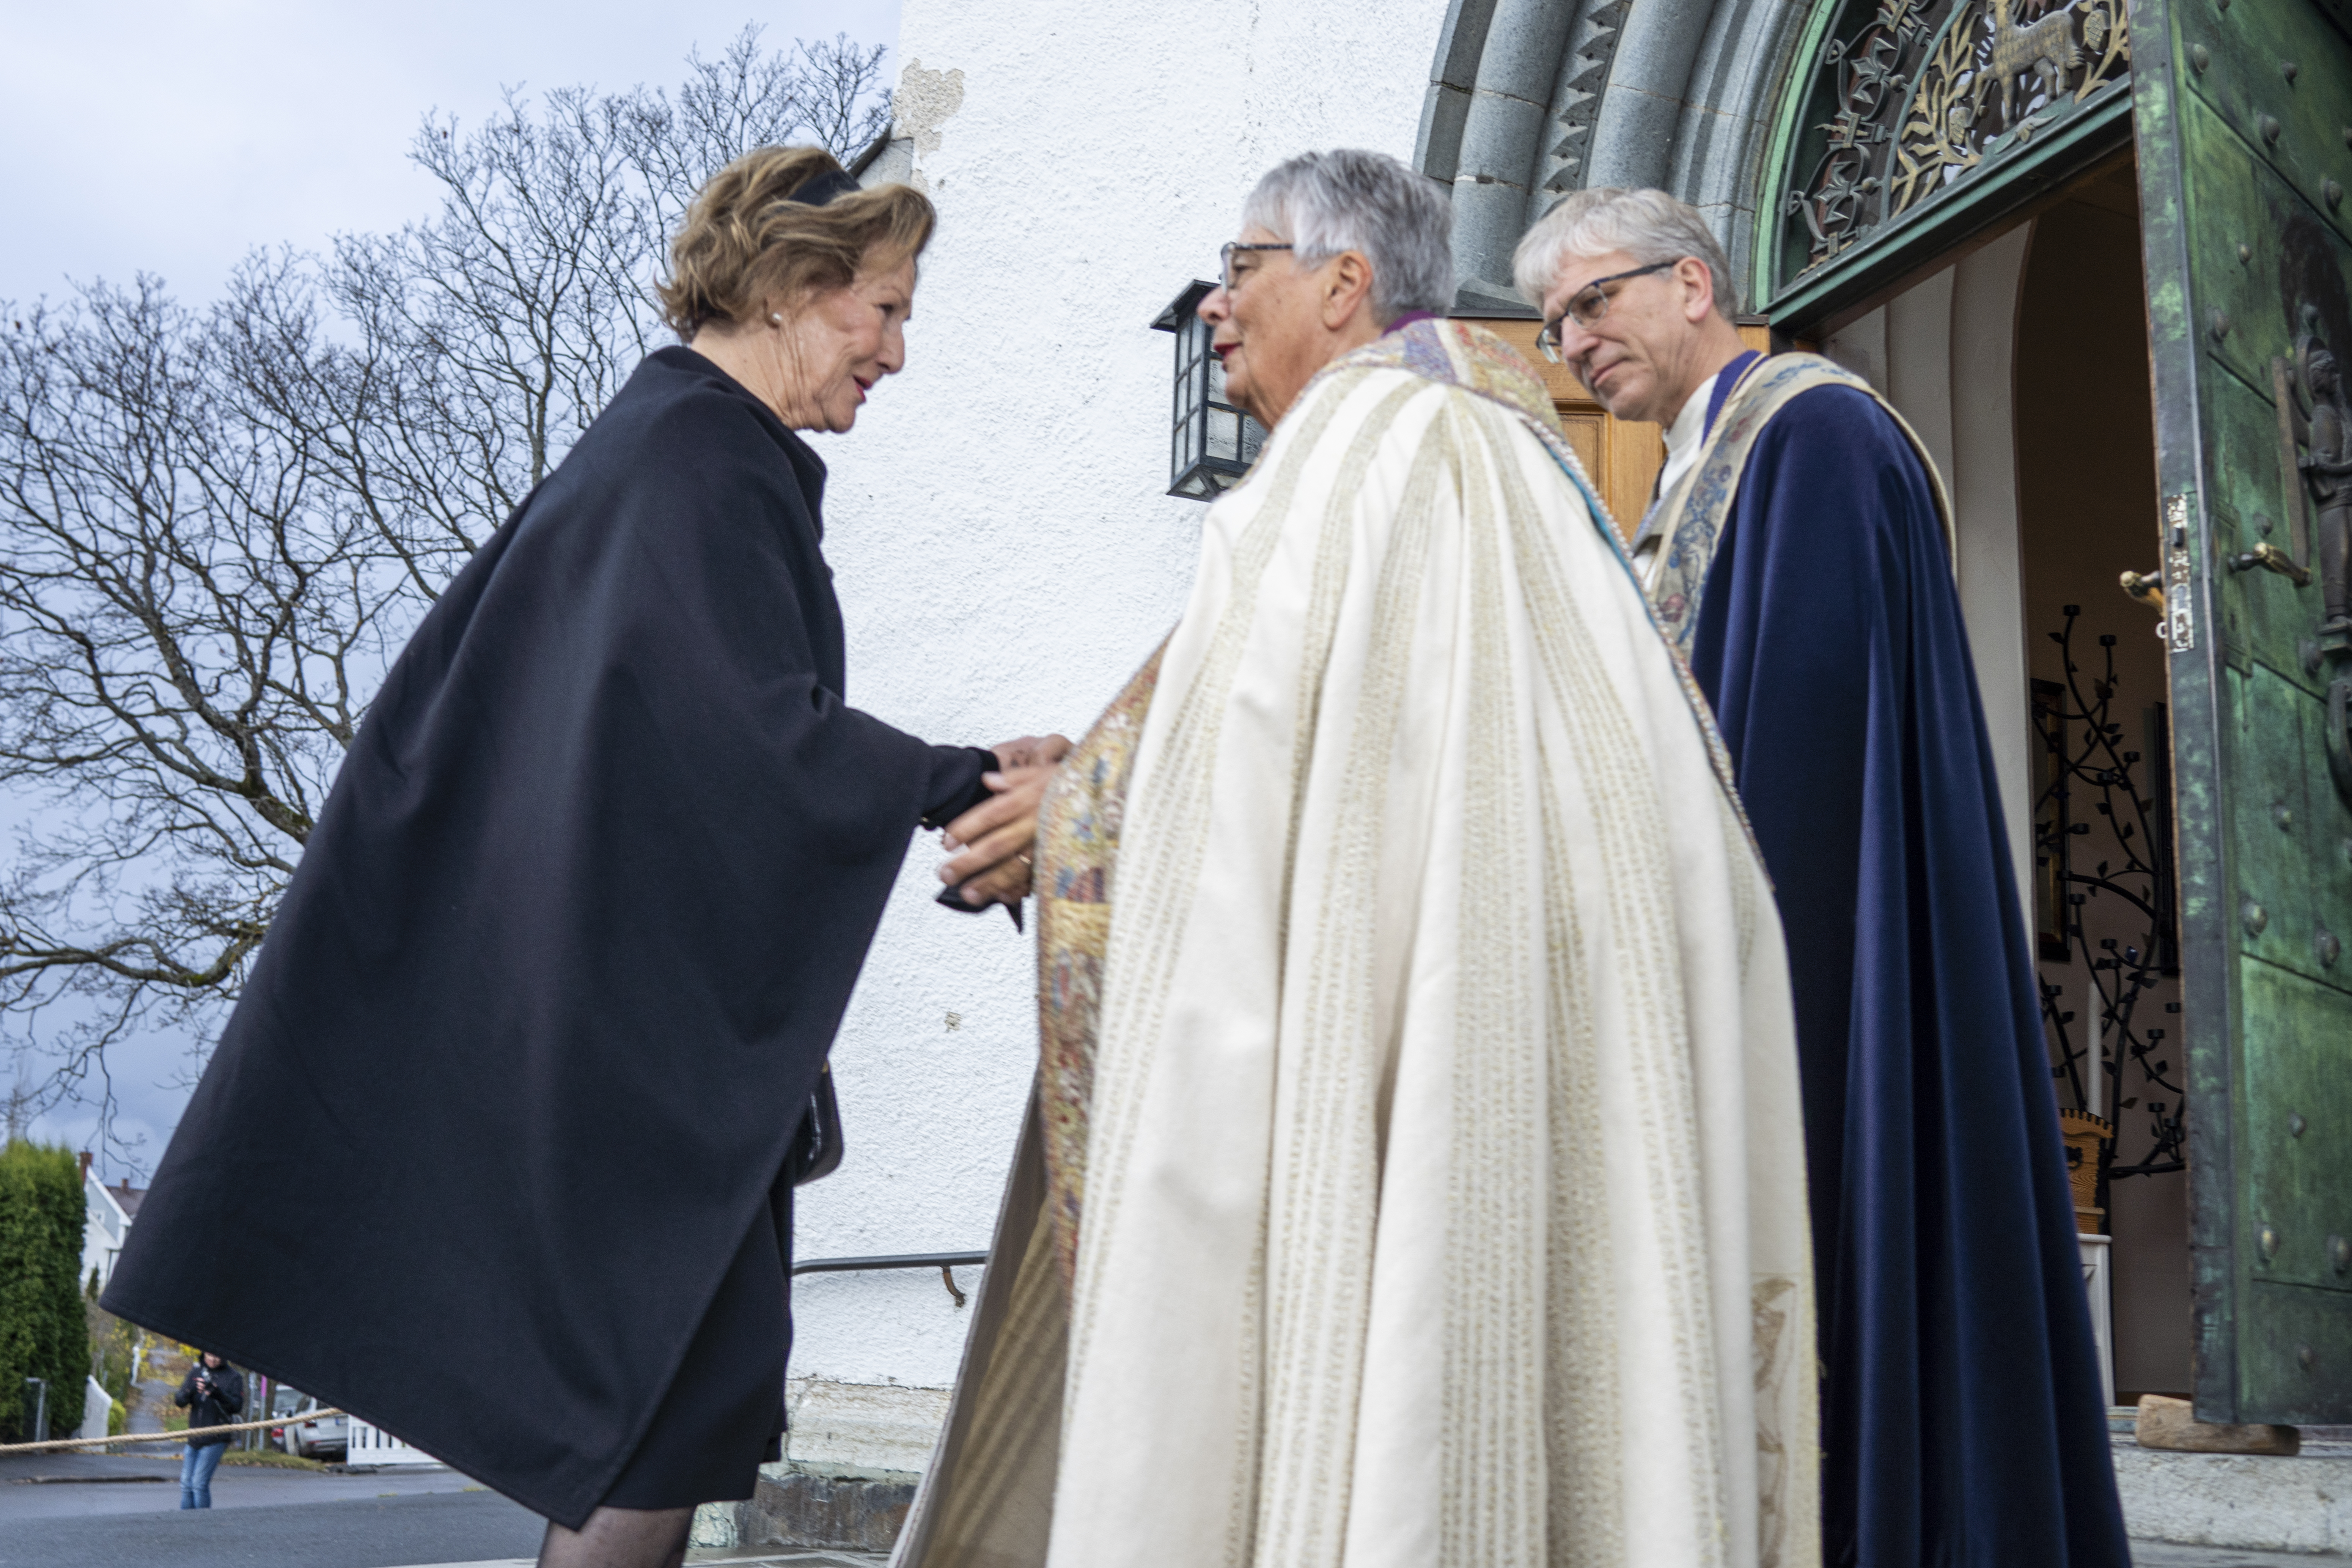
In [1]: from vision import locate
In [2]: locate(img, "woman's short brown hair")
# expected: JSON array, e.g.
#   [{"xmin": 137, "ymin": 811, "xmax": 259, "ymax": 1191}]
[{"xmin": 659, "ymin": 146, "xmax": 935, "ymax": 339}]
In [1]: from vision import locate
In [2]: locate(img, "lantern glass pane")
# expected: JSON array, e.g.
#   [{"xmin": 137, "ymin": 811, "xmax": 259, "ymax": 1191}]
[
  {"xmin": 1164, "ymin": 282, "xmax": 1237, "ymax": 499},
  {"xmin": 1241, "ymin": 415, "xmax": 1265, "ymax": 464},
  {"xmin": 1206, "ymin": 406, "xmax": 1241, "ymax": 462}
]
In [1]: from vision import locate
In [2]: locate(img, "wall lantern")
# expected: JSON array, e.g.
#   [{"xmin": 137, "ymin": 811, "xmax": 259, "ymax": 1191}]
[{"xmin": 1151, "ymin": 280, "xmax": 1268, "ymax": 500}]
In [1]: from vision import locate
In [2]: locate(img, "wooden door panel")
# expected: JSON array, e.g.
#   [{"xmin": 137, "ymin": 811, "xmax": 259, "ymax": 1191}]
[
  {"xmin": 1459, "ymin": 316, "xmax": 1770, "ymax": 543},
  {"xmin": 1555, "ymin": 411, "xmax": 1608, "ymax": 503}
]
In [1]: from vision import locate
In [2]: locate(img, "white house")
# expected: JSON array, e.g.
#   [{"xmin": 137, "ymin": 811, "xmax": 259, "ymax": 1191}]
[{"xmin": 77, "ymin": 1155, "xmax": 140, "ymax": 1294}]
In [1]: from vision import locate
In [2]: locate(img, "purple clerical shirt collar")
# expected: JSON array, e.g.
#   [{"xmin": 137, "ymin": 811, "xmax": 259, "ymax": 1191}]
[{"xmin": 1384, "ymin": 310, "xmax": 1441, "ymax": 334}]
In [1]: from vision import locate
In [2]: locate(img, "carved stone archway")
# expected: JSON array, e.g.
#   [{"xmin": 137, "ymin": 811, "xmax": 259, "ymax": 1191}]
[
  {"xmin": 1424, "ymin": 0, "xmax": 2135, "ymax": 325},
  {"xmin": 1415, "ymin": 0, "xmax": 1813, "ymax": 309}
]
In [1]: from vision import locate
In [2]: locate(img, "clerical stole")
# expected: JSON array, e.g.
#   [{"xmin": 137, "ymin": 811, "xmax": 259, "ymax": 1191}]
[
  {"xmin": 897, "ymin": 321, "xmax": 1819, "ymax": 1568},
  {"xmin": 1646, "ymin": 353, "xmax": 1954, "ymax": 653},
  {"xmin": 890, "ymin": 651, "xmax": 1160, "ymax": 1568}
]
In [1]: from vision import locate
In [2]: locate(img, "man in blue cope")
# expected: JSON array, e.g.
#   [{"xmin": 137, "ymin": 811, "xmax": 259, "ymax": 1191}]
[{"xmin": 1514, "ymin": 187, "xmax": 2129, "ymax": 1568}]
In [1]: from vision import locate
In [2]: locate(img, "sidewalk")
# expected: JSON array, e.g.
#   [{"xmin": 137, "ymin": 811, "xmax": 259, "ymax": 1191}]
[
  {"xmin": 0, "ymin": 1488, "xmax": 537, "ymax": 1568},
  {"xmin": 0, "ymin": 1451, "xmax": 478, "ymax": 1521},
  {"xmin": 377, "ymin": 1555, "xmax": 887, "ymax": 1568}
]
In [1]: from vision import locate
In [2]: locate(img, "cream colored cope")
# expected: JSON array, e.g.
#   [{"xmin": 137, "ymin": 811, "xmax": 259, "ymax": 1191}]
[{"xmin": 898, "ymin": 326, "xmax": 1819, "ymax": 1568}]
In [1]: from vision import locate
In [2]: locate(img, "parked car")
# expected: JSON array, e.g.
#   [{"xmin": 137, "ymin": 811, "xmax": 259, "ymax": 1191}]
[{"xmin": 267, "ymin": 1386, "xmax": 348, "ymax": 1459}]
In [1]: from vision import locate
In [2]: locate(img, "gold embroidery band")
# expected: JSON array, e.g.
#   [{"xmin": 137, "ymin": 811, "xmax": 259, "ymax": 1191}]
[{"xmin": 1646, "ymin": 353, "xmax": 1957, "ymax": 656}]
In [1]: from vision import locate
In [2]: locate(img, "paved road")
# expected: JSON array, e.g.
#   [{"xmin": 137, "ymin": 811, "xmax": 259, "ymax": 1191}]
[
  {"xmin": 0, "ymin": 1488, "xmax": 543, "ymax": 1568},
  {"xmin": 0, "ymin": 1452, "xmax": 480, "ymax": 1519},
  {"xmin": 6, "ymin": 1449, "xmax": 2332, "ymax": 1568},
  {"xmin": 124, "ymin": 1374, "xmax": 177, "ymax": 1435}
]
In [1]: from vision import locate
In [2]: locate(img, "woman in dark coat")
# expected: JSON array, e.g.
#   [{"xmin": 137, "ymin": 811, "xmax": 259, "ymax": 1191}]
[{"xmin": 101, "ymin": 147, "xmax": 1059, "ymax": 1568}]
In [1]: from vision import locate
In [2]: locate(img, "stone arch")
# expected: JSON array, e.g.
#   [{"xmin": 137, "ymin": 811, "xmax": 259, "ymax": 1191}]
[{"xmin": 1415, "ymin": 0, "xmax": 1813, "ymax": 309}]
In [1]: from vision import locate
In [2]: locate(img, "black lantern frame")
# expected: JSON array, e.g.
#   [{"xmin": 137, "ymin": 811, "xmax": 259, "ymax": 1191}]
[{"xmin": 1151, "ymin": 280, "xmax": 1267, "ymax": 500}]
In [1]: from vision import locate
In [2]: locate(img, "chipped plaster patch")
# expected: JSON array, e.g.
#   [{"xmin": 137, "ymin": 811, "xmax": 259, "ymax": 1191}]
[{"xmin": 893, "ymin": 60, "xmax": 966, "ymax": 191}]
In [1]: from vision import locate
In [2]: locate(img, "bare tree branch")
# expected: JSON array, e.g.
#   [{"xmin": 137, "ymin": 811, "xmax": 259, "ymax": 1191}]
[{"xmin": 0, "ymin": 28, "xmax": 893, "ymax": 1146}]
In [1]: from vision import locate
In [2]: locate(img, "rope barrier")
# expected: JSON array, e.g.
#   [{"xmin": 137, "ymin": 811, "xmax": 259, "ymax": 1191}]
[{"xmin": 0, "ymin": 1410, "xmax": 344, "ymax": 1457}]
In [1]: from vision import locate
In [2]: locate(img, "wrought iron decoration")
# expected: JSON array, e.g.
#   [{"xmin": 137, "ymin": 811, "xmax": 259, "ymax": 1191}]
[
  {"xmin": 2034, "ymin": 607, "xmax": 2185, "ymax": 1179},
  {"xmin": 1785, "ymin": 0, "xmax": 2131, "ymax": 276}
]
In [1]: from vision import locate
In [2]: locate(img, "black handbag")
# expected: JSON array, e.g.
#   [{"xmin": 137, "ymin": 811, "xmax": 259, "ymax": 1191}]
[{"xmin": 784, "ymin": 1062, "xmax": 845, "ymax": 1186}]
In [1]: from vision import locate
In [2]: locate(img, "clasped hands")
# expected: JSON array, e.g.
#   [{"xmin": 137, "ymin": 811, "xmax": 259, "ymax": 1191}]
[{"xmin": 937, "ymin": 734, "xmax": 1074, "ymax": 910}]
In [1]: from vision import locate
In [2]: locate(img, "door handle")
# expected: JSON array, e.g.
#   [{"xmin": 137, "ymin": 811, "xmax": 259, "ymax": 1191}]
[
  {"xmin": 2121, "ymin": 568, "xmax": 2167, "ymax": 614},
  {"xmin": 2231, "ymin": 542, "xmax": 2315, "ymax": 585}
]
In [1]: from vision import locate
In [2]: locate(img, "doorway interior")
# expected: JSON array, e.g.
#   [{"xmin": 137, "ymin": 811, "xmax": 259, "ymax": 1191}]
[{"xmin": 1816, "ymin": 149, "xmax": 2192, "ymax": 1404}]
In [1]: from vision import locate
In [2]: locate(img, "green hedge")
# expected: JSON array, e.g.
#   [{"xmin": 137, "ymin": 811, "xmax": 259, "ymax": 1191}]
[{"xmin": 0, "ymin": 1142, "xmax": 88, "ymax": 1441}]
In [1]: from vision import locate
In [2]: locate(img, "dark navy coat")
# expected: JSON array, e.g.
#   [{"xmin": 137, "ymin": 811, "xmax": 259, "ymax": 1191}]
[
  {"xmin": 104, "ymin": 348, "xmax": 990, "ymax": 1527},
  {"xmin": 1688, "ymin": 361, "xmax": 2130, "ymax": 1567}
]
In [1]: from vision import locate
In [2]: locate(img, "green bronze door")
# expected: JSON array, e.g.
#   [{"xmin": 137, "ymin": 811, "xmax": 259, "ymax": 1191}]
[{"xmin": 2137, "ymin": 0, "xmax": 2352, "ymax": 1423}]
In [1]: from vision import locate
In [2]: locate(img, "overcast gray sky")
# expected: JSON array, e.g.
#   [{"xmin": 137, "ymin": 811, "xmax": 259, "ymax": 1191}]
[
  {"xmin": 1, "ymin": 0, "xmax": 898, "ymax": 309},
  {"xmin": 2, "ymin": 0, "xmax": 898, "ymax": 1178}
]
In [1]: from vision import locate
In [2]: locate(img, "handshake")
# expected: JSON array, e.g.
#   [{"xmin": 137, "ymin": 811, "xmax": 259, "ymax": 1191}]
[{"xmin": 936, "ymin": 733, "xmax": 1074, "ymax": 914}]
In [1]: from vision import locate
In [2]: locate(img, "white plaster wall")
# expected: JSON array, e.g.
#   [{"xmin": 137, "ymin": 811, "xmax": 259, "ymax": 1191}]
[
  {"xmin": 782, "ymin": 0, "xmax": 1447, "ymax": 1395},
  {"xmin": 1820, "ymin": 238, "xmax": 2036, "ymax": 920},
  {"xmin": 1946, "ymin": 228, "xmax": 2034, "ymax": 922}
]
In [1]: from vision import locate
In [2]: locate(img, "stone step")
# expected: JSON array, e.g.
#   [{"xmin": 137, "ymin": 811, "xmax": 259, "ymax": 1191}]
[
  {"xmin": 736, "ymin": 1464, "xmax": 919, "ymax": 1555},
  {"xmin": 686, "ymin": 1383, "xmax": 2352, "ymax": 1559},
  {"xmin": 2116, "ymin": 1432, "xmax": 2352, "ymax": 1555}
]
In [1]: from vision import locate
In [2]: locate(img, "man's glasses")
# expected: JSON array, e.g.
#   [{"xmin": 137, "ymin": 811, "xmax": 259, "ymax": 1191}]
[
  {"xmin": 1220, "ymin": 242, "xmax": 1293, "ymax": 293},
  {"xmin": 1536, "ymin": 258, "xmax": 1680, "ymax": 362}
]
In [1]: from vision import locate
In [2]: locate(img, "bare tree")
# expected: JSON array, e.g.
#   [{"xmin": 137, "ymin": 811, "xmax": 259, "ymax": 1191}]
[
  {"xmin": 296, "ymin": 25, "xmax": 890, "ymax": 588},
  {"xmin": 0, "ymin": 27, "xmax": 894, "ymax": 1146}
]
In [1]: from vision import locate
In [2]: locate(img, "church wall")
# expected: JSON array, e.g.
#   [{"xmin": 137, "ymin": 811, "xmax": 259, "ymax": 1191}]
[
  {"xmin": 781, "ymin": 0, "xmax": 1450, "ymax": 1412},
  {"xmin": 1947, "ymin": 231, "xmax": 2036, "ymax": 915}
]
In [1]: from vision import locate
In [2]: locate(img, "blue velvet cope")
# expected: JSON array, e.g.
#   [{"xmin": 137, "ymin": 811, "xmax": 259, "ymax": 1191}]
[{"xmin": 1686, "ymin": 373, "xmax": 2129, "ymax": 1567}]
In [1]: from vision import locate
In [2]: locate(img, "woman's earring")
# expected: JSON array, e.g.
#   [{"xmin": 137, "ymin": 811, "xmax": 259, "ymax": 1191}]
[{"xmin": 769, "ymin": 312, "xmax": 783, "ymax": 327}]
